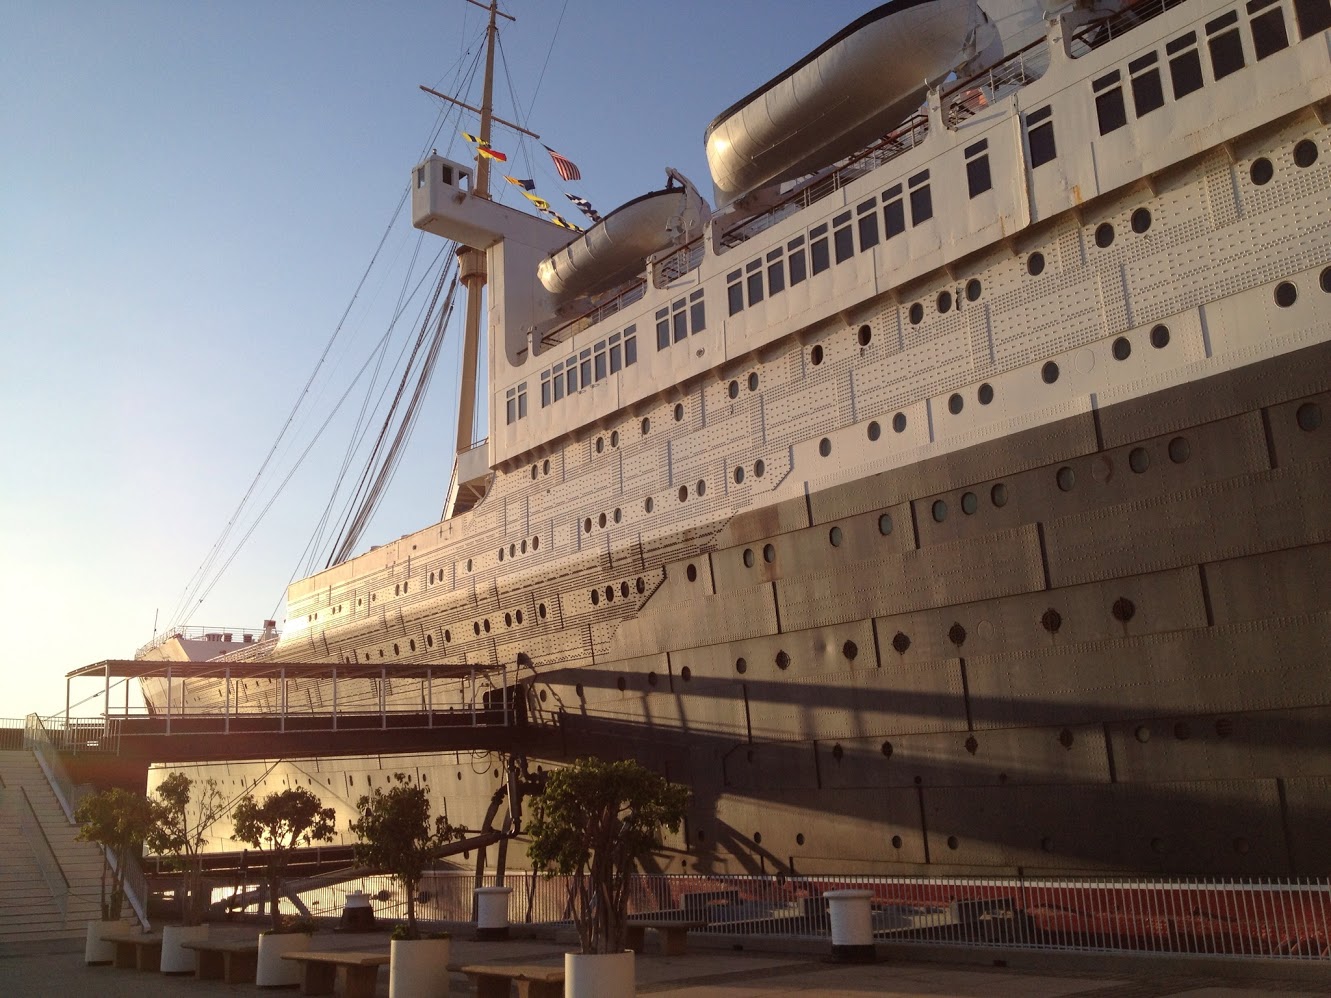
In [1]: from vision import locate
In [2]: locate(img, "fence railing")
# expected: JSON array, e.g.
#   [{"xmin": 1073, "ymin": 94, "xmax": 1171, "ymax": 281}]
[
  {"xmin": 17, "ymin": 785, "xmax": 69, "ymax": 926},
  {"xmin": 275, "ymin": 871, "xmax": 1330, "ymax": 961}
]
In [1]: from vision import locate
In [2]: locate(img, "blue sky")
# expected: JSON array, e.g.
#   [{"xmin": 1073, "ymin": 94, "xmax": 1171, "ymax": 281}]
[{"xmin": 0, "ymin": 1, "xmax": 874, "ymax": 718}]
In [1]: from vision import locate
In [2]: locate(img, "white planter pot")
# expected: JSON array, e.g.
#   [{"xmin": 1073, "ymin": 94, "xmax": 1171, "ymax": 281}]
[
  {"xmin": 84, "ymin": 919, "xmax": 131, "ymax": 965},
  {"xmin": 256, "ymin": 931, "xmax": 312, "ymax": 987},
  {"xmin": 825, "ymin": 889, "xmax": 875, "ymax": 963},
  {"xmin": 389, "ymin": 936, "xmax": 451, "ymax": 998},
  {"xmin": 161, "ymin": 923, "xmax": 209, "ymax": 974},
  {"xmin": 474, "ymin": 886, "xmax": 512, "ymax": 941},
  {"xmin": 564, "ymin": 950, "xmax": 634, "ymax": 998}
]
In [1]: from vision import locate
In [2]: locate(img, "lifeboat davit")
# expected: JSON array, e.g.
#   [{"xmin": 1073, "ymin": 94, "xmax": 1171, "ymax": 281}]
[{"xmin": 705, "ymin": 0, "xmax": 982, "ymax": 207}]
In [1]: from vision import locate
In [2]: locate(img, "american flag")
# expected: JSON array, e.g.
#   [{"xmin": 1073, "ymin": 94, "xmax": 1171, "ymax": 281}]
[{"xmin": 544, "ymin": 145, "xmax": 582, "ymax": 182}]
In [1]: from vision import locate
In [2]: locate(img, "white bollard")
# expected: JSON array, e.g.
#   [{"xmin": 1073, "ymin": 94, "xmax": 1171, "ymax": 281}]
[
  {"xmin": 474, "ymin": 886, "xmax": 512, "ymax": 941},
  {"xmin": 825, "ymin": 889, "xmax": 875, "ymax": 963}
]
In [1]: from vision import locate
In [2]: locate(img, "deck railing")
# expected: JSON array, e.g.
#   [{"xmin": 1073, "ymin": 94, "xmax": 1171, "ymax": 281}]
[{"xmin": 16, "ymin": 785, "xmax": 70, "ymax": 927}]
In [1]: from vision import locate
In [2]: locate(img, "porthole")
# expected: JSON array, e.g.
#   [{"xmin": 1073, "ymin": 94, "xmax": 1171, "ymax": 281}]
[
  {"xmin": 678, "ymin": 485, "xmax": 688, "ymax": 502},
  {"xmin": 473, "ymin": 622, "xmax": 481, "ymax": 636},
  {"xmin": 1135, "ymin": 725, "xmax": 1151, "ymax": 743},
  {"xmin": 734, "ymin": 466, "xmax": 745, "ymax": 485},
  {"xmin": 1293, "ymin": 139, "xmax": 1318, "ymax": 168},
  {"xmin": 1274, "ymin": 281, "xmax": 1297, "ymax": 308},
  {"xmin": 466, "ymin": 558, "xmax": 472, "ymax": 572},
  {"xmin": 409, "ymin": 639, "xmax": 416, "ymax": 651},
  {"xmin": 818, "ymin": 437, "xmax": 831, "ymax": 457},
  {"xmin": 796, "ymin": 832, "xmax": 806, "ymax": 845},
  {"xmin": 932, "ymin": 499, "xmax": 948, "ymax": 522},
  {"xmin": 829, "ymin": 526, "xmax": 843, "ymax": 547},
  {"xmin": 674, "ymin": 403, "xmax": 684, "ymax": 422},
  {"xmin": 613, "ymin": 508, "xmax": 622, "ymax": 524},
  {"xmin": 1250, "ymin": 157, "xmax": 1273, "ymax": 185},
  {"xmin": 948, "ymin": 393, "xmax": 963, "ymax": 415},
  {"xmin": 509, "ymin": 543, "xmax": 516, "ymax": 558},
  {"xmin": 991, "ymin": 482, "xmax": 1009, "ymax": 507},
  {"xmin": 908, "ymin": 302, "xmax": 924, "ymax": 325},
  {"xmin": 728, "ymin": 380, "xmax": 739, "ymax": 399},
  {"xmin": 881, "ymin": 741, "xmax": 894, "ymax": 758},
  {"xmin": 842, "ymin": 640, "xmax": 858, "ymax": 661},
  {"xmin": 444, "ymin": 628, "xmax": 451, "ymax": 642},
  {"xmin": 1296, "ymin": 402, "xmax": 1323, "ymax": 432},
  {"xmin": 965, "ymin": 278, "xmax": 981, "ymax": 302},
  {"xmin": 596, "ymin": 436, "xmax": 604, "ymax": 454},
  {"xmin": 878, "ymin": 513, "xmax": 893, "ymax": 535},
  {"xmin": 891, "ymin": 834, "xmax": 902, "ymax": 848},
  {"xmin": 1027, "ymin": 251, "xmax": 1045, "ymax": 276},
  {"xmin": 1056, "ymin": 466, "xmax": 1075, "ymax": 492},
  {"xmin": 641, "ymin": 417, "xmax": 651, "ymax": 436},
  {"xmin": 754, "ymin": 459, "xmax": 766, "ymax": 478},
  {"xmin": 858, "ymin": 324, "xmax": 872, "ymax": 347},
  {"xmin": 605, "ymin": 585, "xmax": 614, "ymax": 602},
  {"xmin": 1129, "ymin": 447, "xmax": 1151, "ymax": 473},
  {"xmin": 483, "ymin": 618, "xmax": 490, "ymax": 633},
  {"xmin": 743, "ymin": 548, "xmax": 755, "ymax": 568},
  {"xmin": 635, "ymin": 577, "xmax": 645, "ymax": 594},
  {"xmin": 591, "ymin": 590, "xmax": 599, "ymax": 606},
  {"xmin": 583, "ymin": 518, "xmax": 592, "ymax": 534},
  {"xmin": 977, "ymin": 383, "xmax": 993, "ymax": 405},
  {"xmin": 645, "ymin": 497, "xmax": 654, "ymax": 513},
  {"xmin": 752, "ymin": 831, "xmax": 762, "ymax": 845},
  {"xmin": 735, "ymin": 657, "xmax": 748, "ymax": 674},
  {"xmin": 425, "ymin": 634, "xmax": 433, "ymax": 648},
  {"xmin": 697, "ymin": 479, "xmax": 706, "ymax": 497},
  {"xmin": 1094, "ymin": 222, "xmax": 1114, "ymax": 248},
  {"xmin": 961, "ymin": 491, "xmax": 978, "ymax": 515},
  {"xmin": 530, "ymin": 465, "xmax": 537, "ymax": 480},
  {"xmin": 429, "ymin": 571, "xmax": 435, "ymax": 584},
  {"xmin": 1041, "ymin": 608, "xmax": 1062, "ymax": 633},
  {"xmin": 1112, "ymin": 337, "xmax": 1131, "ymax": 361},
  {"xmin": 532, "ymin": 535, "xmax": 540, "ymax": 550},
  {"xmin": 539, "ymin": 688, "xmax": 548, "ymax": 702},
  {"xmin": 892, "ymin": 412, "xmax": 907, "ymax": 433},
  {"xmin": 598, "ymin": 512, "xmax": 607, "ymax": 529},
  {"xmin": 647, "ymin": 671, "xmax": 658, "ymax": 686},
  {"xmin": 1111, "ymin": 597, "xmax": 1136, "ymax": 622},
  {"xmin": 520, "ymin": 540, "xmax": 527, "ymax": 554},
  {"xmin": 775, "ymin": 650, "xmax": 791, "ymax": 670},
  {"xmin": 1041, "ymin": 361, "xmax": 1060, "ymax": 384},
  {"xmin": 611, "ymin": 430, "xmax": 619, "ymax": 447},
  {"xmin": 1131, "ymin": 207, "xmax": 1152, "ymax": 234},
  {"xmin": 867, "ymin": 420, "xmax": 881, "ymax": 441},
  {"xmin": 947, "ymin": 836, "xmax": 959, "ymax": 850},
  {"xmin": 810, "ymin": 344, "xmax": 824, "ymax": 366},
  {"xmin": 516, "ymin": 609, "xmax": 524, "ymax": 624},
  {"xmin": 620, "ymin": 582, "xmax": 629, "ymax": 598},
  {"xmin": 538, "ymin": 603, "xmax": 547, "ymax": 619},
  {"xmin": 763, "ymin": 543, "xmax": 775, "ymax": 563},
  {"xmin": 748, "ymin": 372, "xmax": 759, "ymax": 391},
  {"xmin": 1322, "ymin": 267, "xmax": 1331, "ymax": 294},
  {"xmin": 830, "ymin": 744, "xmax": 843, "ymax": 762},
  {"xmin": 686, "ymin": 564, "xmax": 698, "ymax": 583},
  {"xmin": 1168, "ymin": 436, "xmax": 1191, "ymax": 464},
  {"xmin": 1150, "ymin": 324, "xmax": 1170, "ymax": 349},
  {"xmin": 616, "ymin": 676, "xmax": 626, "ymax": 692},
  {"xmin": 680, "ymin": 666, "xmax": 692, "ymax": 681},
  {"xmin": 937, "ymin": 290, "xmax": 953, "ymax": 313},
  {"xmin": 504, "ymin": 613, "xmax": 512, "ymax": 627},
  {"xmin": 542, "ymin": 458, "xmax": 550, "ymax": 475}
]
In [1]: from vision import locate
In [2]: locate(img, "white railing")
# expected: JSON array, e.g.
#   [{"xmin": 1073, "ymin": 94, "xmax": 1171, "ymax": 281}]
[{"xmin": 16, "ymin": 785, "xmax": 69, "ymax": 927}]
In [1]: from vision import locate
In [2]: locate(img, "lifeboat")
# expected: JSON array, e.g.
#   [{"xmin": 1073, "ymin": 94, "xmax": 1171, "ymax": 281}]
[{"xmin": 705, "ymin": 0, "xmax": 982, "ymax": 207}]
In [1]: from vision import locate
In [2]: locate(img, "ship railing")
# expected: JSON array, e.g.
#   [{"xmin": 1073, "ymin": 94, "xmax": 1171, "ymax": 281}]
[
  {"xmin": 652, "ymin": 239, "xmax": 706, "ymax": 288},
  {"xmin": 541, "ymin": 279, "xmax": 648, "ymax": 349},
  {"xmin": 134, "ymin": 624, "xmax": 265, "ymax": 659},
  {"xmin": 284, "ymin": 871, "xmax": 1331, "ymax": 961},
  {"xmin": 1068, "ymin": 0, "xmax": 1183, "ymax": 57}
]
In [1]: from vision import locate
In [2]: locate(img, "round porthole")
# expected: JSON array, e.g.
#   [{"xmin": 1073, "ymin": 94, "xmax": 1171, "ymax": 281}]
[
  {"xmin": 978, "ymin": 383, "xmax": 993, "ymax": 405},
  {"xmin": 678, "ymin": 485, "xmax": 688, "ymax": 502},
  {"xmin": 754, "ymin": 459, "xmax": 766, "ymax": 478},
  {"xmin": 966, "ymin": 278, "xmax": 981, "ymax": 302},
  {"xmin": 818, "ymin": 437, "xmax": 831, "ymax": 457},
  {"xmin": 1168, "ymin": 436, "xmax": 1191, "ymax": 464},
  {"xmin": 520, "ymin": 539, "xmax": 527, "ymax": 554},
  {"xmin": 1321, "ymin": 266, "xmax": 1331, "ymax": 294},
  {"xmin": 1129, "ymin": 447, "xmax": 1150, "ymax": 473},
  {"xmin": 466, "ymin": 558, "xmax": 472, "ymax": 572},
  {"xmin": 530, "ymin": 465, "xmax": 537, "ymax": 480},
  {"xmin": 735, "ymin": 657, "xmax": 748, "ymax": 674},
  {"xmin": 686, "ymin": 564, "xmax": 697, "ymax": 583},
  {"xmin": 644, "ymin": 497, "xmax": 654, "ymax": 513},
  {"xmin": 583, "ymin": 518, "xmax": 592, "ymax": 534},
  {"xmin": 591, "ymin": 590, "xmax": 599, "ymax": 606},
  {"xmin": 532, "ymin": 535, "xmax": 540, "ymax": 550},
  {"xmin": 539, "ymin": 603, "xmax": 547, "ymax": 618},
  {"xmin": 743, "ymin": 548, "xmax": 755, "ymax": 568},
  {"xmin": 674, "ymin": 403, "xmax": 684, "ymax": 422},
  {"xmin": 1274, "ymin": 282, "xmax": 1297, "ymax": 308},
  {"xmin": 948, "ymin": 393, "xmax": 963, "ymax": 415},
  {"xmin": 696, "ymin": 479, "xmax": 706, "ymax": 497},
  {"xmin": 1250, "ymin": 157, "xmax": 1273, "ymax": 184},
  {"xmin": 991, "ymin": 482, "xmax": 1009, "ymax": 507},
  {"xmin": 1056, "ymin": 466, "xmax": 1075, "ymax": 492},
  {"xmin": 892, "ymin": 412, "xmax": 907, "ymax": 433},
  {"xmin": 961, "ymin": 491, "xmax": 978, "ymax": 515},
  {"xmin": 1112, "ymin": 337, "xmax": 1131, "ymax": 361},
  {"xmin": 542, "ymin": 459, "xmax": 550, "ymax": 475},
  {"xmin": 734, "ymin": 466, "xmax": 745, "ymax": 484},
  {"xmin": 1296, "ymin": 402, "xmax": 1322, "ymax": 432},
  {"xmin": 858, "ymin": 324, "xmax": 872, "ymax": 346},
  {"xmin": 937, "ymin": 290, "xmax": 953, "ymax": 313},
  {"xmin": 1042, "ymin": 361, "xmax": 1060, "ymax": 384},
  {"xmin": 613, "ymin": 508, "xmax": 622, "ymax": 524},
  {"xmin": 728, "ymin": 380, "xmax": 739, "ymax": 399},
  {"xmin": 1150, "ymin": 324, "xmax": 1170, "ymax": 349},
  {"xmin": 763, "ymin": 543, "xmax": 775, "ymax": 563},
  {"xmin": 1095, "ymin": 222, "xmax": 1115, "ymax": 248},
  {"xmin": 810, "ymin": 344, "xmax": 824, "ymax": 366},
  {"xmin": 1131, "ymin": 207, "xmax": 1152, "ymax": 234},
  {"xmin": 908, "ymin": 302, "xmax": 924, "ymax": 325},
  {"xmin": 878, "ymin": 513, "xmax": 893, "ymax": 535},
  {"xmin": 932, "ymin": 499, "xmax": 948, "ymax": 523},
  {"xmin": 641, "ymin": 417, "xmax": 651, "ymax": 435},
  {"xmin": 748, "ymin": 372, "xmax": 759, "ymax": 391},
  {"xmin": 598, "ymin": 512, "xmax": 607, "ymax": 529},
  {"xmin": 775, "ymin": 650, "xmax": 791, "ymax": 670},
  {"xmin": 1293, "ymin": 139, "xmax": 1318, "ymax": 168},
  {"xmin": 611, "ymin": 430, "xmax": 619, "ymax": 447},
  {"xmin": 635, "ymin": 577, "xmax": 645, "ymax": 594},
  {"xmin": 829, "ymin": 526, "xmax": 843, "ymax": 547},
  {"xmin": 596, "ymin": 436, "xmax": 604, "ymax": 454},
  {"xmin": 1027, "ymin": 251, "xmax": 1045, "ymax": 276},
  {"xmin": 867, "ymin": 420, "xmax": 881, "ymax": 441}
]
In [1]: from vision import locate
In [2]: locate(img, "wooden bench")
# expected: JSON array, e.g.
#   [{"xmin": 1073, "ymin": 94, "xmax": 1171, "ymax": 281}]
[
  {"xmin": 181, "ymin": 939, "xmax": 259, "ymax": 983},
  {"xmin": 625, "ymin": 918, "xmax": 708, "ymax": 956},
  {"xmin": 100, "ymin": 931, "xmax": 163, "ymax": 971},
  {"xmin": 454, "ymin": 962, "xmax": 564, "ymax": 998},
  {"xmin": 280, "ymin": 950, "xmax": 389, "ymax": 997}
]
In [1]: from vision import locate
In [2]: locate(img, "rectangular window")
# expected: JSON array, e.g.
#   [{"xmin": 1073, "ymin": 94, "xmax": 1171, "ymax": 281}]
[
  {"xmin": 656, "ymin": 306, "xmax": 670, "ymax": 350},
  {"xmin": 1249, "ymin": 0, "xmax": 1290, "ymax": 58},
  {"xmin": 766, "ymin": 248, "xmax": 785, "ymax": 295},
  {"xmin": 541, "ymin": 373, "xmax": 552, "ymax": 408},
  {"xmin": 856, "ymin": 198, "xmax": 880, "ymax": 249},
  {"xmin": 883, "ymin": 184, "xmax": 905, "ymax": 238},
  {"xmin": 505, "ymin": 389, "xmax": 516, "ymax": 425},
  {"xmin": 594, "ymin": 349, "xmax": 607, "ymax": 382},
  {"xmin": 1094, "ymin": 70, "xmax": 1127, "ymax": 135},
  {"xmin": 832, "ymin": 210, "xmax": 854, "ymax": 263},
  {"xmin": 810, "ymin": 223, "xmax": 830, "ymax": 275},
  {"xmin": 788, "ymin": 236, "xmax": 807, "ymax": 284},
  {"xmin": 745, "ymin": 259, "xmax": 764, "ymax": 306},
  {"xmin": 1168, "ymin": 32, "xmax": 1204, "ymax": 99},
  {"xmin": 553, "ymin": 362, "xmax": 565, "ymax": 401},
  {"xmin": 579, "ymin": 350, "xmax": 591, "ymax": 389},
  {"xmin": 609, "ymin": 342, "xmax": 622, "ymax": 373},
  {"xmin": 1130, "ymin": 52, "xmax": 1165, "ymax": 116},
  {"xmin": 1207, "ymin": 11, "xmax": 1246, "ymax": 79},
  {"xmin": 416, "ymin": 167, "xmax": 425, "ymax": 189},
  {"xmin": 672, "ymin": 299, "xmax": 687, "ymax": 342},
  {"xmin": 965, "ymin": 139, "xmax": 991, "ymax": 198},
  {"xmin": 624, "ymin": 327, "xmax": 637, "ymax": 366},
  {"xmin": 440, "ymin": 165, "xmax": 454, "ymax": 186},
  {"xmin": 1294, "ymin": 0, "xmax": 1331, "ymax": 39},
  {"xmin": 517, "ymin": 384, "xmax": 527, "ymax": 419},
  {"xmin": 566, "ymin": 358, "xmax": 578, "ymax": 395},
  {"xmin": 908, "ymin": 170, "xmax": 932, "ymax": 224},
  {"xmin": 726, "ymin": 269, "xmax": 744, "ymax": 316},
  {"xmin": 689, "ymin": 288, "xmax": 706, "ymax": 332},
  {"xmin": 1026, "ymin": 106, "xmax": 1057, "ymax": 167}
]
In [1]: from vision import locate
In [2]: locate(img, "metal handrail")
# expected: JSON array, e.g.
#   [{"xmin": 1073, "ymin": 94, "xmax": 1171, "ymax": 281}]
[{"xmin": 18, "ymin": 785, "xmax": 70, "ymax": 926}]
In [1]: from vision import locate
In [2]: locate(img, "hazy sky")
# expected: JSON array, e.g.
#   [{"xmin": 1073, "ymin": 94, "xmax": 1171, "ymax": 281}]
[{"xmin": 0, "ymin": 1, "xmax": 875, "ymax": 719}]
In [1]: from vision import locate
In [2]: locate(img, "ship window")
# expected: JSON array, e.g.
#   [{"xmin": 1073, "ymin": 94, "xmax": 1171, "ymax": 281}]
[
  {"xmin": 833, "ymin": 210, "xmax": 854, "ymax": 263},
  {"xmin": 541, "ymin": 372, "xmax": 552, "ymax": 408},
  {"xmin": 810, "ymin": 223, "xmax": 830, "ymax": 275},
  {"xmin": 908, "ymin": 170, "xmax": 932, "ymax": 224},
  {"xmin": 657, "ymin": 306, "xmax": 671, "ymax": 349},
  {"xmin": 594, "ymin": 348, "xmax": 607, "ymax": 382},
  {"xmin": 440, "ymin": 165, "xmax": 454, "ymax": 186},
  {"xmin": 883, "ymin": 184, "xmax": 906, "ymax": 238},
  {"xmin": 1094, "ymin": 70, "xmax": 1127, "ymax": 135},
  {"xmin": 672, "ymin": 298, "xmax": 688, "ymax": 342},
  {"xmin": 506, "ymin": 389, "xmax": 516, "ymax": 425},
  {"xmin": 767, "ymin": 248, "xmax": 786, "ymax": 295},
  {"xmin": 746, "ymin": 259, "xmax": 764, "ymax": 306},
  {"xmin": 566, "ymin": 358, "xmax": 579, "ymax": 394},
  {"xmin": 1167, "ymin": 32, "xmax": 1204, "ymax": 99},
  {"xmin": 965, "ymin": 140, "xmax": 992, "ymax": 198},
  {"xmin": 518, "ymin": 382, "xmax": 527, "ymax": 418},
  {"xmin": 416, "ymin": 167, "xmax": 425, "ymax": 188},
  {"xmin": 1248, "ymin": 0, "xmax": 1290, "ymax": 58},
  {"xmin": 580, "ymin": 349, "xmax": 592, "ymax": 387},
  {"xmin": 855, "ymin": 199, "xmax": 880, "ymax": 250},
  {"xmin": 1130, "ymin": 52, "xmax": 1165, "ymax": 116},
  {"xmin": 727, "ymin": 270, "xmax": 744, "ymax": 316},
  {"xmin": 624, "ymin": 327, "xmax": 638, "ymax": 366},
  {"xmin": 1294, "ymin": 0, "xmax": 1331, "ymax": 37},
  {"xmin": 690, "ymin": 288, "xmax": 706, "ymax": 332},
  {"xmin": 1026, "ymin": 106, "xmax": 1057, "ymax": 167},
  {"xmin": 1207, "ymin": 11, "xmax": 1245, "ymax": 80},
  {"xmin": 609, "ymin": 339, "xmax": 622, "ymax": 373},
  {"xmin": 553, "ymin": 362, "xmax": 565, "ymax": 401}
]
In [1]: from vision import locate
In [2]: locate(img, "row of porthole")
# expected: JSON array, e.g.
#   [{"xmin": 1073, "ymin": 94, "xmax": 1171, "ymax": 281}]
[
  {"xmin": 908, "ymin": 278, "xmax": 983, "ymax": 325},
  {"xmin": 590, "ymin": 576, "xmax": 649, "ymax": 607},
  {"xmin": 884, "ymin": 598, "xmax": 1138, "ymax": 658},
  {"xmin": 607, "ymin": 663, "xmax": 695, "ymax": 693},
  {"xmin": 1250, "ymin": 138, "xmax": 1319, "ymax": 187},
  {"xmin": 1274, "ymin": 267, "xmax": 1331, "ymax": 308},
  {"xmin": 733, "ymin": 459, "xmax": 766, "ymax": 485},
  {"xmin": 726, "ymin": 371, "xmax": 761, "ymax": 398},
  {"xmin": 358, "ymin": 632, "xmax": 434, "ymax": 662},
  {"xmin": 583, "ymin": 509, "xmax": 623, "ymax": 534},
  {"xmin": 496, "ymin": 535, "xmax": 541, "ymax": 562},
  {"xmin": 748, "ymin": 828, "xmax": 1243, "ymax": 856},
  {"xmin": 807, "ymin": 324, "xmax": 876, "ymax": 368},
  {"xmin": 731, "ymin": 642, "xmax": 859, "ymax": 675}
]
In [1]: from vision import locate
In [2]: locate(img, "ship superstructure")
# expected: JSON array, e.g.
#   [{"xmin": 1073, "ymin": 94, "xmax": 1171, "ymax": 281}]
[{"xmin": 139, "ymin": 0, "xmax": 1331, "ymax": 879}]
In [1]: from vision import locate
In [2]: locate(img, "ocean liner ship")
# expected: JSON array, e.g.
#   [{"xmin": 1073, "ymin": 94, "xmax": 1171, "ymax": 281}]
[{"xmin": 133, "ymin": 0, "xmax": 1331, "ymax": 882}]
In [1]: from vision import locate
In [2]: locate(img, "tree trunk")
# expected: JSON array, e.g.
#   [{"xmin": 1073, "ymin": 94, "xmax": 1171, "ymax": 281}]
[
  {"xmin": 406, "ymin": 879, "xmax": 417, "ymax": 938},
  {"xmin": 269, "ymin": 876, "xmax": 282, "ymax": 931}
]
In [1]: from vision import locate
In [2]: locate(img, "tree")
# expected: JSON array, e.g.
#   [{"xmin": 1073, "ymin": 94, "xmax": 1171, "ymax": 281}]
[
  {"xmin": 75, "ymin": 787, "xmax": 155, "ymax": 921},
  {"xmin": 526, "ymin": 758, "xmax": 689, "ymax": 954},
  {"xmin": 350, "ymin": 772, "xmax": 464, "ymax": 939},
  {"xmin": 145, "ymin": 773, "xmax": 227, "ymax": 925},
  {"xmin": 231, "ymin": 787, "xmax": 337, "ymax": 931}
]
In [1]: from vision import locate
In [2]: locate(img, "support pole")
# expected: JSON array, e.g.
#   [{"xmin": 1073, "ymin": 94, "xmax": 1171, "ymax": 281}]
[
  {"xmin": 225, "ymin": 666, "xmax": 231, "ymax": 734},
  {"xmin": 380, "ymin": 668, "xmax": 387, "ymax": 729},
  {"xmin": 332, "ymin": 668, "xmax": 338, "ymax": 731},
  {"xmin": 280, "ymin": 668, "xmax": 286, "ymax": 733},
  {"xmin": 470, "ymin": 669, "xmax": 477, "ymax": 726},
  {"xmin": 166, "ymin": 664, "xmax": 173, "ymax": 734},
  {"xmin": 427, "ymin": 669, "xmax": 433, "ymax": 728}
]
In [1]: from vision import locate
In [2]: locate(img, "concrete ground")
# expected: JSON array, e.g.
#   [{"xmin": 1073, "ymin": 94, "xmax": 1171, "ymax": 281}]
[{"xmin": 0, "ymin": 922, "xmax": 1326, "ymax": 997}]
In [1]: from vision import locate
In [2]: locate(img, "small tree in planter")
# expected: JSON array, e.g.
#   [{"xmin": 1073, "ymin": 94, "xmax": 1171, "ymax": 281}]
[
  {"xmin": 231, "ymin": 786, "xmax": 337, "ymax": 932},
  {"xmin": 75, "ymin": 786, "xmax": 154, "ymax": 922},
  {"xmin": 350, "ymin": 772, "xmax": 463, "ymax": 939},
  {"xmin": 146, "ymin": 772, "xmax": 227, "ymax": 925},
  {"xmin": 527, "ymin": 757, "xmax": 689, "ymax": 956}
]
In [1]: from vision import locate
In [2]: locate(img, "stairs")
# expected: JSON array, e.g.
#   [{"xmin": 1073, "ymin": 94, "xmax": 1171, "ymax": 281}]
[{"xmin": 0, "ymin": 750, "xmax": 107, "ymax": 947}]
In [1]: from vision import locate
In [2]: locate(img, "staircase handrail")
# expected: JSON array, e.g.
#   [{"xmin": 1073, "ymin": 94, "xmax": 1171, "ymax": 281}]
[{"xmin": 18, "ymin": 785, "xmax": 70, "ymax": 927}]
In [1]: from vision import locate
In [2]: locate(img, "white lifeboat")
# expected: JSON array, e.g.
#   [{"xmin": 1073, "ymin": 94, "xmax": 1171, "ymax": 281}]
[{"xmin": 705, "ymin": 0, "xmax": 982, "ymax": 207}]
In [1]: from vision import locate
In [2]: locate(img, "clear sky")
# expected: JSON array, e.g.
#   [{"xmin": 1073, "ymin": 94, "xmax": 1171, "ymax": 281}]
[{"xmin": 0, "ymin": 0, "xmax": 875, "ymax": 719}]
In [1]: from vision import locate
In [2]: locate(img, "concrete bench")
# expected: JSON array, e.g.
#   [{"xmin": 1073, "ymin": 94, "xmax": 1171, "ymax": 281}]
[
  {"xmin": 625, "ymin": 918, "xmax": 708, "ymax": 956},
  {"xmin": 100, "ymin": 932, "xmax": 163, "ymax": 971},
  {"xmin": 181, "ymin": 939, "xmax": 259, "ymax": 983},
  {"xmin": 454, "ymin": 961, "xmax": 564, "ymax": 998},
  {"xmin": 280, "ymin": 950, "xmax": 389, "ymax": 997}
]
